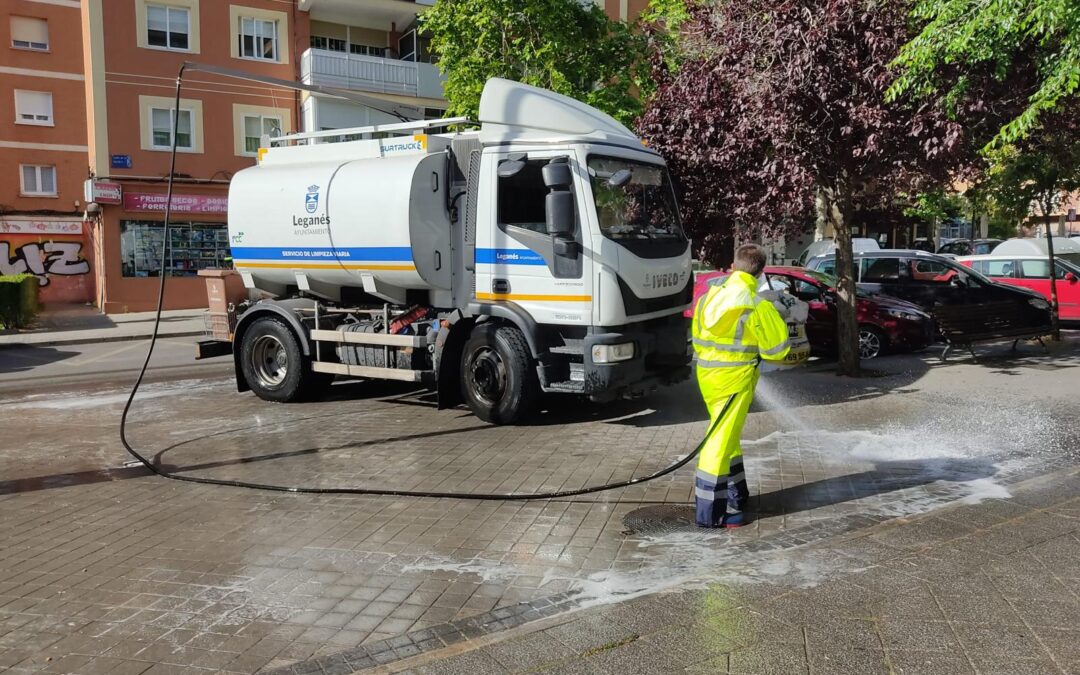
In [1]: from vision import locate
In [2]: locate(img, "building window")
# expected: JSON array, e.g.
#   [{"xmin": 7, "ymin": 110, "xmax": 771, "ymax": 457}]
[
  {"xmin": 146, "ymin": 4, "xmax": 190, "ymax": 50},
  {"xmin": 239, "ymin": 17, "xmax": 277, "ymax": 61},
  {"xmin": 349, "ymin": 44, "xmax": 386, "ymax": 57},
  {"xmin": 310, "ymin": 35, "xmax": 345, "ymax": 52},
  {"xmin": 150, "ymin": 107, "xmax": 193, "ymax": 150},
  {"xmin": 242, "ymin": 114, "xmax": 281, "ymax": 154},
  {"xmin": 14, "ymin": 90, "xmax": 53, "ymax": 126},
  {"xmin": 11, "ymin": 16, "xmax": 48, "ymax": 50},
  {"xmin": 121, "ymin": 221, "xmax": 231, "ymax": 277},
  {"xmin": 20, "ymin": 165, "xmax": 57, "ymax": 196}
]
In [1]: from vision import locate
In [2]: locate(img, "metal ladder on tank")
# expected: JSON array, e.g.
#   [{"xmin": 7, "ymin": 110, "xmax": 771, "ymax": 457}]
[{"xmin": 263, "ymin": 117, "xmax": 471, "ymax": 148}]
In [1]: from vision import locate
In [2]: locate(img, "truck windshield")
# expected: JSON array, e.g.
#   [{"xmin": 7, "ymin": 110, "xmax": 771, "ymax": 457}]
[{"xmin": 588, "ymin": 156, "xmax": 684, "ymax": 243}]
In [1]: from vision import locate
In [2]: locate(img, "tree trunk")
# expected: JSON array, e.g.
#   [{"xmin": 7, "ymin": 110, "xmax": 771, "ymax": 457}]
[
  {"xmin": 1044, "ymin": 205, "xmax": 1061, "ymax": 340},
  {"xmin": 829, "ymin": 184, "xmax": 860, "ymax": 376}
]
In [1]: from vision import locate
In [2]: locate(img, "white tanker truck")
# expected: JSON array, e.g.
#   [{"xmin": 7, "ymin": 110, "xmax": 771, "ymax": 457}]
[{"xmin": 215, "ymin": 78, "xmax": 692, "ymax": 424}]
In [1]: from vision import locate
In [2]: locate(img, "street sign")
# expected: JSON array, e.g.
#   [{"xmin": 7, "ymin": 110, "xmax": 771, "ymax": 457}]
[
  {"xmin": 110, "ymin": 154, "xmax": 132, "ymax": 169},
  {"xmin": 1068, "ymin": 208, "xmax": 1077, "ymax": 222}
]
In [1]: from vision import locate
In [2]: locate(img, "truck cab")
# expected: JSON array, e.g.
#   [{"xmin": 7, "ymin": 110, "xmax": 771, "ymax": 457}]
[{"xmin": 223, "ymin": 79, "xmax": 692, "ymax": 424}]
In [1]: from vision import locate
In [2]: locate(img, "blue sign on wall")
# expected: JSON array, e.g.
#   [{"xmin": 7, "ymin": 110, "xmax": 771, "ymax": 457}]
[{"xmin": 110, "ymin": 154, "xmax": 132, "ymax": 169}]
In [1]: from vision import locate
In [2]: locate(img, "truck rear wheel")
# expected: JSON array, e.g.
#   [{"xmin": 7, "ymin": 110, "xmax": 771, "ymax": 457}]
[
  {"xmin": 461, "ymin": 323, "xmax": 539, "ymax": 425},
  {"xmin": 240, "ymin": 316, "xmax": 326, "ymax": 402}
]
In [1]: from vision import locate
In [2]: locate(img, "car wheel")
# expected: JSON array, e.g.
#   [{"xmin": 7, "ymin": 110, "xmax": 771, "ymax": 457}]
[{"xmin": 858, "ymin": 325, "xmax": 886, "ymax": 360}]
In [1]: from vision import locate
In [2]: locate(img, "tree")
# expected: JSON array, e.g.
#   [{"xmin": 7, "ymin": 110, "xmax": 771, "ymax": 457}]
[
  {"xmin": 421, "ymin": 0, "xmax": 644, "ymax": 126},
  {"xmin": 639, "ymin": 0, "xmax": 965, "ymax": 375},
  {"xmin": 889, "ymin": 0, "xmax": 1080, "ymax": 148},
  {"xmin": 980, "ymin": 118, "xmax": 1080, "ymax": 338}
]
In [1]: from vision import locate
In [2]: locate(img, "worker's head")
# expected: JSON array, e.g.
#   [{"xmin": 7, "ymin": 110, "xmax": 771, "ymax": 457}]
[{"xmin": 732, "ymin": 244, "xmax": 767, "ymax": 277}]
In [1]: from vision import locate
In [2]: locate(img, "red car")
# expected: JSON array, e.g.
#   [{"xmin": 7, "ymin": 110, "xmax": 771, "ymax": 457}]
[{"xmin": 688, "ymin": 266, "xmax": 934, "ymax": 359}]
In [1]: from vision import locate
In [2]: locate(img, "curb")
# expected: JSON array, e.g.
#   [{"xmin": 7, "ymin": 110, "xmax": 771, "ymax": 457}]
[{"xmin": 0, "ymin": 329, "xmax": 206, "ymax": 348}]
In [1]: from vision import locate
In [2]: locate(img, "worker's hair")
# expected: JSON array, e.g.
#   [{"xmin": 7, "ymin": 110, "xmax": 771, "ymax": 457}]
[{"xmin": 732, "ymin": 244, "xmax": 767, "ymax": 277}]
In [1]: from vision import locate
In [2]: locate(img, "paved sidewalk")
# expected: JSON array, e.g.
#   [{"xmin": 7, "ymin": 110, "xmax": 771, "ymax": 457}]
[
  {"xmin": 0, "ymin": 305, "xmax": 206, "ymax": 347},
  {"xmin": 373, "ymin": 467, "xmax": 1080, "ymax": 675},
  {"xmin": 0, "ymin": 344, "xmax": 1077, "ymax": 674}
]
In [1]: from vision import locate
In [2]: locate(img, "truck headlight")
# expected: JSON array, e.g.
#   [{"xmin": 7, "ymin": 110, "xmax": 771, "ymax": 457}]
[
  {"xmin": 1028, "ymin": 297, "xmax": 1051, "ymax": 311},
  {"xmin": 592, "ymin": 343, "xmax": 635, "ymax": 363}
]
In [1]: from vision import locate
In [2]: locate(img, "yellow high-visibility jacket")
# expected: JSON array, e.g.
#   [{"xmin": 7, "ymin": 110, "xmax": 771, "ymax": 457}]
[{"xmin": 692, "ymin": 270, "xmax": 792, "ymax": 395}]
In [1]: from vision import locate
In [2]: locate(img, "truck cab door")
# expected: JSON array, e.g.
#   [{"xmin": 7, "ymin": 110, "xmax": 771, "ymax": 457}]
[{"xmin": 473, "ymin": 149, "xmax": 592, "ymax": 327}]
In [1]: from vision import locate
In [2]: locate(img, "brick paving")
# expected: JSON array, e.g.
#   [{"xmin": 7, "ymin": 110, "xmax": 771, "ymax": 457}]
[
  {"xmin": 376, "ymin": 467, "xmax": 1080, "ymax": 675},
  {"xmin": 0, "ymin": 341, "xmax": 1077, "ymax": 673}
]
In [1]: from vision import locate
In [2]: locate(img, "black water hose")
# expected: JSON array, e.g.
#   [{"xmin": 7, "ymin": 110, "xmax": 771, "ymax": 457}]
[{"xmin": 118, "ymin": 62, "xmax": 727, "ymax": 500}]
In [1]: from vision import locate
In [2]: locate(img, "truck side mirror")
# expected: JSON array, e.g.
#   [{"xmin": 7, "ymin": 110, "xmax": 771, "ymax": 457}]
[
  {"xmin": 546, "ymin": 191, "xmax": 574, "ymax": 237},
  {"xmin": 542, "ymin": 162, "xmax": 573, "ymax": 189}
]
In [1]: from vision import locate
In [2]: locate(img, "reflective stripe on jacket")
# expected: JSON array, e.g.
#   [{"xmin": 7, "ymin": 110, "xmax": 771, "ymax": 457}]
[{"xmin": 692, "ymin": 270, "xmax": 792, "ymax": 393}]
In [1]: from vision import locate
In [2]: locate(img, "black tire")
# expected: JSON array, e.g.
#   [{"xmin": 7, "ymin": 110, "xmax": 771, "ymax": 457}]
[
  {"xmin": 240, "ymin": 316, "xmax": 327, "ymax": 402},
  {"xmin": 460, "ymin": 323, "xmax": 539, "ymax": 424},
  {"xmin": 858, "ymin": 325, "xmax": 887, "ymax": 360}
]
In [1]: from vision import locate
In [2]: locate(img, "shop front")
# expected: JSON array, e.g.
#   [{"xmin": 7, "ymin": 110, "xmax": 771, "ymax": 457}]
[{"xmin": 92, "ymin": 183, "xmax": 232, "ymax": 313}]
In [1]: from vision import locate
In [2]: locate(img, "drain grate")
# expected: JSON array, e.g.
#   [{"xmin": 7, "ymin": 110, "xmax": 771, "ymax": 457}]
[{"xmin": 622, "ymin": 504, "xmax": 701, "ymax": 536}]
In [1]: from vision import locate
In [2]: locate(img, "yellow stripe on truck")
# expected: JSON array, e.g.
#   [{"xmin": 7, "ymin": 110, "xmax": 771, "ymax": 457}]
[
  {"xmin": 476, "ymin": 292, "xmax": 592, "ymax": 302},
  {"xmin": 237, "ymin": 262, "xmax": 416, "ymax": 271}
]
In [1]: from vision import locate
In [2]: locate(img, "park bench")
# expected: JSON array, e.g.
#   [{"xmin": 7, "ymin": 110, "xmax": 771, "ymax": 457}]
[{"xmin": 932, "ymin": 300, "xmax": 1051, "ymax": 362}]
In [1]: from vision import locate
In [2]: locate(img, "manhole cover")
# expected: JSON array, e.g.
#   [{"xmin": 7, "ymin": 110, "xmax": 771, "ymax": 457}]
[{"xmin": 622, "ymin": 504, "xmax": 700, "ymax": 536}]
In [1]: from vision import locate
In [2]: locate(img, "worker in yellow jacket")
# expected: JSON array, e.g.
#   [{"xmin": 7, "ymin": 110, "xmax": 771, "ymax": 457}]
[{"xmin": 692, "ymin": 244, "xmax": 791, "ymax": 528}]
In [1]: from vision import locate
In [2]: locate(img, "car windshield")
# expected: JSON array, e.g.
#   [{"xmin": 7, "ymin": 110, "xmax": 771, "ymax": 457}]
[
  {"xmin": 801, "ymin": 269, "xmax": 872, "ymax": 298},
  {"xmin": 1057, "ymin": 252, "xmax": 1080, "ymax": 268},
  {"xmin": 588, "ymin": 156, "xmax": 685, "ymax": 241}
]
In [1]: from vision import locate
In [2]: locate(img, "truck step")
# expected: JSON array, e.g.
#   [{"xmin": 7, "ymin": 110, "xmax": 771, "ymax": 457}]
[
  {"xmin": 312, "ymin": 361, "xmax": 425, "ymax": 382},
  {"xmin": 549, "ymin": 340, "xmax": 584, "ymax": 355},
  {"xmin": 543, "ymin": 380, "xmax": 586, "ymax": 394}
]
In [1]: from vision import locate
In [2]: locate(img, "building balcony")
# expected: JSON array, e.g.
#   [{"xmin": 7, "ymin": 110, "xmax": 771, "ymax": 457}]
[{"xmin": 300, "ymin": 47, "xmax": 444, "ymax": 100}]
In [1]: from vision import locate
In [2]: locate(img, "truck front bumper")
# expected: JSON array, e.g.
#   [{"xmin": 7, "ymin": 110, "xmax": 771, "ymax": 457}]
[{"xmin": 582, "ymin": 314, "xmax": 692, "ymax": 401}]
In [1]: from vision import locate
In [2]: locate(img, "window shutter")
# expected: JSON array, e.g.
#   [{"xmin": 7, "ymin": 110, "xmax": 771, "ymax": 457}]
[{"xmin": 11, "ymin": 16, "xmax": 48, "ymax": 47}]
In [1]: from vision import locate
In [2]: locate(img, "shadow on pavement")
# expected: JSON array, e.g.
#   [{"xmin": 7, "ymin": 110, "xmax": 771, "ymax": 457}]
[
  {"xmin": 0, "ymin": 344, "xmax": 80, "ymax": 374},
  {"xmin": 751, "ymin": 457, "xmax": 999, "ymax": 517}
]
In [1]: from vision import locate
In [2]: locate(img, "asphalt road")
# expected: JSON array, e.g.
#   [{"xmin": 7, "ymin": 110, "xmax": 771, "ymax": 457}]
[{"xmin": 0, "ymin": 335, "xmax": 233, "ymax": 394}]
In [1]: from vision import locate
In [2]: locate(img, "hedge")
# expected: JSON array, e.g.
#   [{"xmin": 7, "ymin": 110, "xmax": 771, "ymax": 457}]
[{"xmin": 0, "ymin": 274, "xmax": 40, "ymax": 329}]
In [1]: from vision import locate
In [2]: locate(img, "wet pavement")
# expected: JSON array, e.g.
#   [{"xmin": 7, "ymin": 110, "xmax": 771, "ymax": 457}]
[{"xmin": 0, "ymin": 339, "xmax": 1078, "ymax": 673}]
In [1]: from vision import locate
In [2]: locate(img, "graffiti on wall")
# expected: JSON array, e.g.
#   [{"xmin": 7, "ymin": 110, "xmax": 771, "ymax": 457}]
[
  {"xmin": 0, "ymin": 220, "xmax": 94, "ymax": 304},
  {"xmin": 0, "ymin": 241, "xmax": 91, "ymax": 286}
]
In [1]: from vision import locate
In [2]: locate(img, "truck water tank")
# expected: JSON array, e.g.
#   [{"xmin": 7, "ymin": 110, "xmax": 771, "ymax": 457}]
[{"xmin": 228, "ymin": 150, "xmax": 451, "ymax": 298}]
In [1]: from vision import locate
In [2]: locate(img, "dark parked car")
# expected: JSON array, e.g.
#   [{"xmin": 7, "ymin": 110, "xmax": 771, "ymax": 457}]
[
  {"xmin": 937, "ymin": 238, "xmax": 1003, "ymax": 256},
  {"xmin": 804, "ymin": 250, "xmax": 1053, "ymax": 327},
  {"xmin": 689, "ymin": 266, "xmax": 934, "ymax": 359}
]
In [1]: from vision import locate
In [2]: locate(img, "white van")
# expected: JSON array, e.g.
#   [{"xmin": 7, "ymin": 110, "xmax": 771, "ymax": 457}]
[{"xmin": 796, "ymin": 238, "xmax": 881, "ymax": 267}]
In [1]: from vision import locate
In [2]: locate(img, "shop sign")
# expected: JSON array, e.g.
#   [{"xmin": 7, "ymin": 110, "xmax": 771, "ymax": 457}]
[
  {"xmin": 84, "ymin": 179, "xmax": 122, "ymax": 205},
  {"xmin": 0, "ymin": 219, "xmax": 83, "ymax": 235},
  {"xmin": 123, "ymin": 192, "xmax": 228, "ymax": 214},
  {"xmin": 111, "ymin": 154, "xmax": 132, "ymax": 169}
]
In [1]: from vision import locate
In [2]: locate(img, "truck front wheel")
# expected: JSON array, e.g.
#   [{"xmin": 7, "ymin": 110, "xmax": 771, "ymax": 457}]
[
  {"xmin": 461, "ymin": 323, "xmax": 539, "ymax": 425},
  {"xmin": 240, "ymin": 316, "xmax": 326, "ymax": 402}
]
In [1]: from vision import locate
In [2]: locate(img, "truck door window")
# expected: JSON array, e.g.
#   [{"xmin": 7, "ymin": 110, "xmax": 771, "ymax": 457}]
[{"xmin": 497, "ymin": 159, "xmax": 552, "ymax": 235}]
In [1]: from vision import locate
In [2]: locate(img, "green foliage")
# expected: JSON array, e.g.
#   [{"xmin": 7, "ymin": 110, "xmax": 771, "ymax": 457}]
[
  {"xmin": 421, "ymin": 0, "xmax": 645, "ymax": 126},
  {"xmin": 889, "ymin": 0, "xmax": 1080, "ymax": 147},
  {"xmin": 982, "ymin": 134, "xmax": 1080, "ymax": 221},
  {"xmin": 0, "ymin": 274, "xmax": 39, "ymax": 329},
  {"xmin": 902, "ymin": 189, "xmax": 966, "ymax": 225}
]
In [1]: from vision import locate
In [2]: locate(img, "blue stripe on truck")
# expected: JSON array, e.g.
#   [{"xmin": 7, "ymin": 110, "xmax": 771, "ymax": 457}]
[
  {"xmin": 475, "ymin": 248, "xmax": 546, "ymax": 265},
  {"xmin": 231, "ymin": 246, "xmax": 413, "ymax": 261}
]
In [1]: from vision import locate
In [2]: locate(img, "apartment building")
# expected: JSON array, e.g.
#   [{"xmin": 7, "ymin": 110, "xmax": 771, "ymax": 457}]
[
  {"xmin": 300, "ymin": 0, "xmax": 445, "ymax": 132},
  {"xmin": 1, "ymin": 0, "xmax": 93, "ymax": 305}
]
